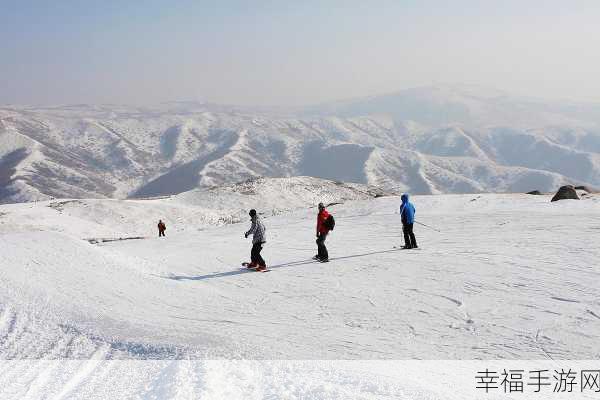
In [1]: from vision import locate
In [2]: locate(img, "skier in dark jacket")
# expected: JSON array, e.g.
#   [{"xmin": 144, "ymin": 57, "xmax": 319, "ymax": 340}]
[
  {"xmin": 400, "ymin": 194, "xmax": 417, "ymax": 249},
  {"xmin": 245, "ymin": 209, "xmax": 267, "ymax": 271},
  {"xmin": 158, "ymin": 220, "xmax": 166, "ymax": 237},
  {"xmin": 314, "ymin": 202, "xmax": 331, "ymax": 262}
]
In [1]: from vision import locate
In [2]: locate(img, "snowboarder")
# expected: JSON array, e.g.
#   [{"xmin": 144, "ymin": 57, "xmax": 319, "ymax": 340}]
[
  {"xmin": 314, "ymin": 202, "xmax": 332, "ymax": 262},
  {"xmin": 400, "ymin": 194, "xmax": 418, "ymax": 249},
  {"xmin": 244, "ymin": 209, "xmax": 267, "ymax": 271},
  {"xmin": 157, "ymin": 220, "xmax": 166, "ymax": 237}
]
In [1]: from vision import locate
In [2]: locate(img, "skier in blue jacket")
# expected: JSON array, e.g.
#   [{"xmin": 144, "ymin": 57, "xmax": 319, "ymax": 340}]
[{"xmin": 400, "ymin": 194, "xmax": 418, "ymax": 249}]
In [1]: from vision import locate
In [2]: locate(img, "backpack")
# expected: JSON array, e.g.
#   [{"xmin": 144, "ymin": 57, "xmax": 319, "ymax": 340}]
[{"xmin": 324, "ymin": 214, "xmax": 335, "ymax": 231}]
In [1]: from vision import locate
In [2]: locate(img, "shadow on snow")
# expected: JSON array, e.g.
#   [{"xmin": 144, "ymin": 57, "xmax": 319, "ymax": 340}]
[{"xmin": 165, "ymin": 248, "xmax": 403, "ymax": 282}]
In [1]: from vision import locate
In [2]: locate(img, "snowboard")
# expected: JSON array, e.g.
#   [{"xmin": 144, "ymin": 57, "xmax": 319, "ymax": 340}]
[
  {"xmin": 393, "ymin": 246, "xmax": 421, "ymax": 250},
  {"xmin": 241, "ymin": 262, "xmax": 270, "ymax": 272}
]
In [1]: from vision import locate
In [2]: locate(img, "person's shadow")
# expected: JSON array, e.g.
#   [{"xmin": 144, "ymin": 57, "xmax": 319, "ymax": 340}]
[{"xmin": 165, "ymin": 248, "xmax": 402, "ymax": 282}]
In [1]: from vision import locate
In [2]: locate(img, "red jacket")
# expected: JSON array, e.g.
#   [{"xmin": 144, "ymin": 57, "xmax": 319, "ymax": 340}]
[{"xmin": 316, "ymin": 209, "xmax": 330, "ymax": 234}]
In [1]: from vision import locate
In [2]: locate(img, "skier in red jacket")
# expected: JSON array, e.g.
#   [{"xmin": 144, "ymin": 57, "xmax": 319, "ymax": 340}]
[
  {"xmin": 157, "ymin": 220, "xmax": 166, "ymax": 237},
  {"xmin": 314, "ymin": 202, "xmax": 331, "ymax": 262}
]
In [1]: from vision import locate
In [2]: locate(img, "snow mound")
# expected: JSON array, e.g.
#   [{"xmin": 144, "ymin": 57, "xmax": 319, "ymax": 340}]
[
  {"xmin": 0, "ymin": 177, "xmax": 393, "ymax": 239},
  {"xmin": 173, "ymin": 176, "xmax": 394, "ymax": 218}
]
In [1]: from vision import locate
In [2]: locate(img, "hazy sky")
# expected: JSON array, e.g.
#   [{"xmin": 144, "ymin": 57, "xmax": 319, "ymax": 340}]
[{"xmin": 2, "ymin": 0, "xmax": 600, "ymax": 106}]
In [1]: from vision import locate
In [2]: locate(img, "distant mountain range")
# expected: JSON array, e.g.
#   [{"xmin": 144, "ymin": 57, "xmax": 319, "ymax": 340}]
[{"xmin": 1, "ymin": 85, "xmax": 599, "ymax": 203}]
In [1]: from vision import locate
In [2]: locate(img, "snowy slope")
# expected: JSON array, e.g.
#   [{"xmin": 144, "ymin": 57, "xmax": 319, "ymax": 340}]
[
  {"xmin": 2, "ymin": 86, "xmax": 600, "ymax": 204},
  {"xmin": 0, "ymin": 177, "xmax": 391, "ymax": 238},
  {"xmin": 1, "ymin": 179, "xmax": 599, "ymax": 398},
  {"xmin": 1, "ymin": 189, "xmax": 598, "ymax": 359}
]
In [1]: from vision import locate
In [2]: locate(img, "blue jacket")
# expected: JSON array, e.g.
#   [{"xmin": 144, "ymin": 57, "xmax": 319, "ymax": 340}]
[{"xmin": 400, "ymin": 194, "xmax": 415, "ymax": 225}]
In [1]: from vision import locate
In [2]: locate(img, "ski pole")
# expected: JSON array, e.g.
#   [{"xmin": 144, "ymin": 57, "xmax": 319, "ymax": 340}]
[{"xmin": 414, "ymin": 220, "xmax": 441, "ymax": 233}]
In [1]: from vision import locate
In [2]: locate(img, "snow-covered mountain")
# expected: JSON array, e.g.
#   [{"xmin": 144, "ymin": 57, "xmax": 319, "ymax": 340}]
[{"xmin": 2, "ymin": 85, "xmax": 600, "ymax": 204}]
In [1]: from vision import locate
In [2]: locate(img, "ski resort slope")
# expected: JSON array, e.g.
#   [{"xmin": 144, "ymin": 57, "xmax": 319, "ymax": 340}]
[{"xmin": 0, "ymin": 188, "xmax": 599, "ymax": 398}]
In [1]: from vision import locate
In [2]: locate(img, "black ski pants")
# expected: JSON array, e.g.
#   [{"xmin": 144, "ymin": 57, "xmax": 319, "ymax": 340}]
[
  {"xmin": 316, "ymin": 232, "xmax": 329, "ymax": 260},
  {"xmin": 403, "ymin": 223, "xmax": 417, "ymax": 248},
  {"xmin": 251, "ymin": 242, "xmax": 266, "ymax": 267}
]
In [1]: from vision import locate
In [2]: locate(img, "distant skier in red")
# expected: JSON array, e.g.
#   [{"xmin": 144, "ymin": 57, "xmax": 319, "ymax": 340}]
[
  {"xmin": 157, "ymin": 220, "xmax": 166, "ymax": 237},
  {"xmin": 314, "ymin": 202, "xmax": 334, "ymax": 262}
]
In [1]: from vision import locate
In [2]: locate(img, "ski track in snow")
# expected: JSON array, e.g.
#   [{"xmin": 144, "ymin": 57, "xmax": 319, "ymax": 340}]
[{"xmin": 0, "ymin": 189, "xmax": 599, "ymax": 398}]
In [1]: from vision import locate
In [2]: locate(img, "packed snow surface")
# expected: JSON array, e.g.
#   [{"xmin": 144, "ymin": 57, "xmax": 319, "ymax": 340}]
[{"xmin": 0, "ymin": 178, "xmax": 599, "ymax": 398}]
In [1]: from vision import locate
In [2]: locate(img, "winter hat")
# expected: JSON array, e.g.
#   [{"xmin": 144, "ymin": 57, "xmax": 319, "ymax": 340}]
[
  {"xmin": 318, "ymin": 202, "xmax": 325, "ymax": 210},
  {"xmin": 249, "ymin": 209, "xmax": 257, "ymax": 217}
]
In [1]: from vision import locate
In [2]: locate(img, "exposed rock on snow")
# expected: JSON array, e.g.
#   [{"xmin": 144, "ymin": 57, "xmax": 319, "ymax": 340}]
[
  {"xmin": 551, "ymin": 185, "xmax": 580, "ymax": 202},
  {"xmin": 574, "ymin": 185, "xmax": 595, "ymax": 193}
]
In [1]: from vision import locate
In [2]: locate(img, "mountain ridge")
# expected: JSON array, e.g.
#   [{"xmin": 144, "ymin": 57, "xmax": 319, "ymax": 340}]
[{"xmin": 1, "ymin": 86, "xmax": 599, "ymax": 204}]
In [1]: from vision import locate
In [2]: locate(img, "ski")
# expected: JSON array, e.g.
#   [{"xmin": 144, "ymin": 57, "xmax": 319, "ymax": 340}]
[{"xmin": 240, "ymin": 267, "xmax": 270, "ymax": 273}]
